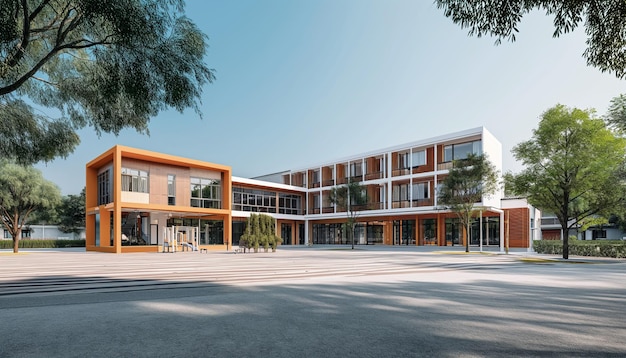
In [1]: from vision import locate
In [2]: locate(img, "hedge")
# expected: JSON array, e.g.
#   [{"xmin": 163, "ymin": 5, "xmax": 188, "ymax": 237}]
[
  {"xmin": 533, "ymin": 240, "xmax": 626, "ymax": 258},
  {"xmin": 0, "ymin": 239, "xmax": 86, "ymax": 249}
]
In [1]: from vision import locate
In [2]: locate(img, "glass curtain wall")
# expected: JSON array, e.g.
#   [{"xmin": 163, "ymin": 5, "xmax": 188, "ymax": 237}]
[
  {"xmin": 469, "ymin": 216, "xmax": 501, "ymax": 246},
  {"xmin": 392, "ymin": 220, "xmax": 415, "ymax": 245},
  {"xmin": 421, "ymin": 218, "xmax": 437, "ymax": 245},
  {"xmin": 445, "ymin": 218, "xmax": 461, "ymax": 246},
  {"xmin": 166, "ymin": 217, "xmax": 225, "ymax": 245}
]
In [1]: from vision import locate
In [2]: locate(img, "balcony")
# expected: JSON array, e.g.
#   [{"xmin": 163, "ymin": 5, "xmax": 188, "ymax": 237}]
[
  {"xmin": 392, "ymin": 168, "xmax": 410, "ymax": 177},
  {"xmin": 437, "ymin": 162, "xmax": 454, "ymax": 171},
  {"xmin": 322, "ymin": 206, "xmax": 334, "ymax": 214},
  {"xmin": 412, "ymin": 198, "xmax": 434, "ymax": 207},
  {"xmin": 350, "ymin": 202, "xmax": 385, "ymax": 211},
  {"xmin": 336, "ymin": 177, "xmax": 348, "ymax": 185},
  {"xmin": 322, "ymin": 179, "xmax": 335, "ymax": 187},
  {"xmin": 364, "ymin": 171, "xmax": 384, "ymax": 181},
  {"xmin": 392, "ymin": 200, "xmax": 410, "ymax": 209}
]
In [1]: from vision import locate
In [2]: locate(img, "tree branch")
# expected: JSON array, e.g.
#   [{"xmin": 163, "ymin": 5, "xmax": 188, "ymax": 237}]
[
  {"xmin": 0, "ymin": 32, "xmax": 113, "ymax": 96},
  {"xmin": 6, "ymin": 0, "xmax": 32, "ymax": 67},
  {"xmin": 29, "ymin": 0, "xmax": 52, "ymax": 22}
]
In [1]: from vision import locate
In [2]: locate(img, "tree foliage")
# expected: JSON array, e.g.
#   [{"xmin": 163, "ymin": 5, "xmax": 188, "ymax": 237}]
[
  {"xmin": 606, "ymin": 93, "xmax": 626, "ymax": 132},
  {"xmin": 438, "ymin": 153, "xmax": 499, "ymax": 253},
  {"xmin": 435, "ymin": 1, "xmax": 626, "ymax": 79},
  {"xmin": 328, "ymin": 180, "xmax": 368, "ymax": 249},
  {"xmin": 0, "ymin": 160, "xmax": 61, "ymax": 253},
  {"xmin": 508, "ymin": 104, "xmax": 626, "ymax": 259},
  {"xmin": 0, "ymin": 0, "xmax": 215, "ymax": 164},
  {"xmin": 57, "ymin": 187, "xmax": 85, "ymax": 235},
  {"xmin": 239, "ymin": 213, "xmax": 281, "ymax": 253}
]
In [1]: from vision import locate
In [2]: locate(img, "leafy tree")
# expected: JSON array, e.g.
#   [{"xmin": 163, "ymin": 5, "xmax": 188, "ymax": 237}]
[
  {"xmin": 329, "ymin": 180, "xmax": 368, "ymax": 249},
  {"xmin": 606, "ymin": 94, "xmax": 626, "ymax": 132},
  {"xmin": 27, "ymin": 203, "xmax": 59, "ymax": 226},
  {"xmin": 58, "ymin": 187, "xmax": 86, "ymax": 236},
  {"xmin": 438, "ymin": 153, "xmax": 499, "ymax": 253},
  {"xmin": 0, "ymin": 161, "xmax": 61, "ymax": 253},
  {"xmin": 239, "ymin": 213, "xmax": 281, "ymax": 253},
  {"xmin": 0, "ymin": 0, "xmax": 215, "ymax": 164},
  {"xmin": 508, "ymin": 104, "xmax": 626, "ymax": 259},
  {"xmin": 435, "ymin": 1, "xmax": 626, "ymax": 79}
]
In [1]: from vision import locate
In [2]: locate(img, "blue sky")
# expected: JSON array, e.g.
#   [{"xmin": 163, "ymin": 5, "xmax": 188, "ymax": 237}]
[{"xmin": 37, "ymin": 0, "xmax": 625, "ymax": 195}]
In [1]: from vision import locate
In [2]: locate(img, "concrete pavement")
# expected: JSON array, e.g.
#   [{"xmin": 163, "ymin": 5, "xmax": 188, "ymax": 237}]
[{"xmin": 0, "ymin": 247, "xmax": 624, "ymax": 357}]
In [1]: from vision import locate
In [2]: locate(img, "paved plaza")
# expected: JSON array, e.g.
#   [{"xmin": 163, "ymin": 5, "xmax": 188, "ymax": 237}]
[{"xmin": 0, "ymin": 247, "xmax": 625, "ymax": 357}]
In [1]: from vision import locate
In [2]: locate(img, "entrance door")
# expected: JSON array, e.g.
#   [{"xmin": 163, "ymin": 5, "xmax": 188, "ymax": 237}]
[{"xmin": 281, "ymin": 223, "xmax": 292, "ymax": 245}]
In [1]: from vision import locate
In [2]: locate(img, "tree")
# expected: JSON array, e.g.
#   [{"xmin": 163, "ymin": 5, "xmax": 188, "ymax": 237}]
[
  {"xmin": 239, "ymin": 213, "xmax": 281, "ymax": 253},
  {"xmin": 57, "ymin": 187, "xmax": 86, "ymax": 237},
  {"xmin": 0, "ymin": 0, "xmax": 215, "ymax": 164},
  {"xmin": 606, "ymin": 94, "xmax": 626, "ymax": 132},
  {"xmin": 0, "ymin": 161, "xmax": 61, "ymax": 253},
  {"xmin": 508, "ymin": 104, "xmax": 626, "ymax": 259},
  {"xmin": 435, "ymin": 1, "xmax": 626, "ymax": 79},
  {"xmin": 438, "ymin": 153, "xmax": 499, "ymax": 253},
  {"xmin": 329, "ymin": 180, "xmax": 368, "ymax": 249}
]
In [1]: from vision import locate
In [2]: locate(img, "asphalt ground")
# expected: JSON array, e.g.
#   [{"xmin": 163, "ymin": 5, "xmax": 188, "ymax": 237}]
[{"xmin": 0, "ymin": 246, "xmax": 624, "ymax": 357}]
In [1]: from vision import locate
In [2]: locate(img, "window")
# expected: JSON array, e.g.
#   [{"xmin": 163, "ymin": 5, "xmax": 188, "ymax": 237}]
[
  {"xmin": 392, "ymin": 183, "xmax": 409, "ymax": 201},
  {"xmin": 350, "ymin": 162, "xmax": 363, "ymax": 178},
  {"xmin": 97, "ymin": 169, "xmax": 111, "ymax": 205},
  {"xmin": 21, "ymin": 229, "xmax": 31, "ymax": 238},
  {"xmin": 398, "ymin": 152, "xmax": 409, "ymax": 169},
  {"xmin": 279, "ymin": 193, "xmax": 302, "ymax": 215},
  {"xmin": 121, "ymin": 168, "xmax": 149, "ymax": 193},
  {"xmin": 443, "ymin": 140, "xmax": 482, "ymax": 162},
  {"xmin": 592, "ymin": 229, "xmax": 607, "ymax": 240},
  {"xmin": 312, "ymin": 170, "xmax": 320, "ymax": 184},
  {"xmin": 190, "ymin": 177, "xmax": 221, "ymax": 209},
  {"xmin": 232, "ymin": 187, "xmax": 279, "ymax": 213},
  {"xmin": 411, "ymin": 150, "xmax": 426, "ymax": 167},
  {"xmin": 412, "ymin": 182, "xmax": 430, "ymax": 200},
  {"xmin": 167, "ymin": 175, "xmax": 175, "ymax": 205}
]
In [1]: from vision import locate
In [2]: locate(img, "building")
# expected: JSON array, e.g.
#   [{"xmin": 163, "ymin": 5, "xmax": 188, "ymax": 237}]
[
  {"xmin": 1, "ymin": 225, "xmax": 85, "ymax": 240},
  {"xmin": 540, "ymin": 212, "xmax": 626, "ymax": 241},
  {"xmin": 85, "ymin": 127, "xmax": 539, "ymax": 253}
]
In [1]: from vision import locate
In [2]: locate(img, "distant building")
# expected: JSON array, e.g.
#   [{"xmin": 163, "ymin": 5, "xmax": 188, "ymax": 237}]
[
  {"xmin": 540, "ymin": 213, "xmax": 625, "ymax": 241},
  {"xmin": 85, "ymin": 127, "xmax": 539, "ymax": 253},
  {"xmin": 1, "ymin": 224, "xmax": 85, "ymax": 240}
]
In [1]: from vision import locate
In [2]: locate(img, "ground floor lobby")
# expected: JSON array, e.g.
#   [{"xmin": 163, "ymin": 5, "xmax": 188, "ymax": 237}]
[{"xmin": 87, "ymin": 208, "xmax": 530, "ymax": 253}]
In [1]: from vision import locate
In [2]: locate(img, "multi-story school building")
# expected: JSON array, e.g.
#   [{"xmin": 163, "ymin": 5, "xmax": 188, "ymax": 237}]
[{"xmin": 85, "ymin": 127, "xmax": 540, "ymax": 253}]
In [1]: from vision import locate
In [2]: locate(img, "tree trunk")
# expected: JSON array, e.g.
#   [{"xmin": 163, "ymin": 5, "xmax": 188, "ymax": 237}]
[
  {"xmin": 562, "ymin": 226, "xmax": 569, "ymax": 260},
  {"xmin": 351, "ymin": 224, "xmax": 355, "ymax": 250},
  {"xmin": 12, "ymin": 228, "xmax": 21, "ymax": 253},
  {"xmin": 465, "ymin": 220, "xmax": 470, "ymax": 253}
]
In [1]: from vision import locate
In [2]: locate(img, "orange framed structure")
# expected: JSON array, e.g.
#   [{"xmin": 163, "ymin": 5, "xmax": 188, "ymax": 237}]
[{"xmin": 85, "ymin": 145, "xmax": 232, "ymax": 253}]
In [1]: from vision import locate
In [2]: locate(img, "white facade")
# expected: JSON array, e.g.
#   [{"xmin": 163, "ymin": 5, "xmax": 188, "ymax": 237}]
[{"xmin": 2, "ymin": 225, "xmax": 86, "ymax": 240}]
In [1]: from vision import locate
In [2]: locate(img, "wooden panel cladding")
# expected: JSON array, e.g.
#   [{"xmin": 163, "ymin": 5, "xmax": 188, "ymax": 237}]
[
  {"xmin": 336, "ymin": 163, "xmax": 347, "ymax": 184},
  {"xmin": 506, "ymin": 208, "xmax": 530, "ymax": 248},
  {"xmin": 291, "ymin": 172, "xmax": 305, "ymax": 187},
  {"xmin": 542, "ymin": 229, "xmax": 561, "ymax": 240},
  {"xmin": 322, "ymin": 166, "xmax": 334, "ymax": 186}
]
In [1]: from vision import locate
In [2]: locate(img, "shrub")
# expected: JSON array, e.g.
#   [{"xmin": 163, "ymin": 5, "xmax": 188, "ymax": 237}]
[
  {"xmin": 0, "ymin": 239, "xmax": 86, "ymax": 249},
  {"xmin": 533, "ymin": 240, "xmax": 626, "ymax": 258}
]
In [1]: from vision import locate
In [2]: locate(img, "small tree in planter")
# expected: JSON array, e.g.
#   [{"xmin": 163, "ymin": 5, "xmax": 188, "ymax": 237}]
[
  {"xmin": 249, "ymin": 214, "xmax": 261, "ymax": 252},
  {"xmin": 245, "ymin": 213, "xmax": 282, "ymax": 253},
  {"xmin": 270, "ymin": 235, "xmax": 283, "ymax": 252}
]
